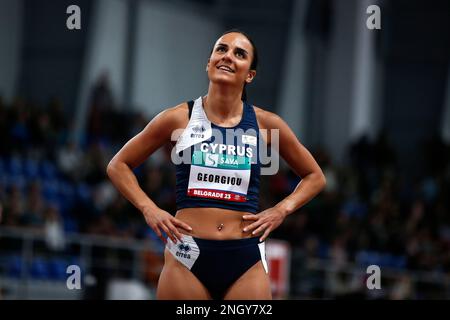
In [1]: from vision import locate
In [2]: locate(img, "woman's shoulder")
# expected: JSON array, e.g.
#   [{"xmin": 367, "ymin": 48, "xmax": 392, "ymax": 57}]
[
  {"xmin": 153, "ymin": 102, "xmax": 190, "ymax": 129},
  {"xmin": 163, "ymin": 101, "xmax": 189, "ymax": 118},
  {"xmin": 252, "ymin": 105, "xmax": 285, "ymax": 130}
]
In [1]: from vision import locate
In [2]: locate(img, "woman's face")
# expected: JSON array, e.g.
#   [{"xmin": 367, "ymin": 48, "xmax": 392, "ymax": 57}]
[{"xmin": 206, "ymin": 32, "xmax": 256, "ymax": 87}]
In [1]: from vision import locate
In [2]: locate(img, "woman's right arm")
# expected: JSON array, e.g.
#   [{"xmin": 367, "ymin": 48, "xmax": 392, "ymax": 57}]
[{"xmin": 106, "ymin": 104, "xmax": 191, "ymax": 244}]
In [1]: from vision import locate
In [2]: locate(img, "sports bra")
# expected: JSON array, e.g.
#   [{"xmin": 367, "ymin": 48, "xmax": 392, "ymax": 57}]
[{"xmin": 174, "ymin": 96, "xmax": 261, "ymax": 213}]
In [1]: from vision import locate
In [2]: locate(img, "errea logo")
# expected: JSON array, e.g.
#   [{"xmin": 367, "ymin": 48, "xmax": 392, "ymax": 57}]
[
  {"xmin": 176, "ymin": 243, "xmax": 191, "ymax": 259},
  {"xmin": 178, "ymin": 243, "xmax": 191, "ymax": 252},
  {"xmin": 192, "ymin": 125, "xmax": 206, "ymax": 133},
  {"xmin": 190, "ymin": 125, "xmax": 206, "ymax": 138}
]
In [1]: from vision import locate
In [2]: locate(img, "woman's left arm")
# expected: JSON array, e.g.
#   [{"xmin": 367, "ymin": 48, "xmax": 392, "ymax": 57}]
[{"xmin": 243, "ymin": 110, "xmax": 326, "ymax": 241}]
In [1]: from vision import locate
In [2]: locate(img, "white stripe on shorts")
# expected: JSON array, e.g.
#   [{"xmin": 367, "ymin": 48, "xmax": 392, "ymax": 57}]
[{"xmin": 258, "ymin": 241, "xmax": 269, "ymax": 274}]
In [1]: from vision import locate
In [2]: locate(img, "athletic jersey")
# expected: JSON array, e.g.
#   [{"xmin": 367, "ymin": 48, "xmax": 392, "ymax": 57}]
[{"xmin": 174, "ymin": 96, "xmax": 261, "ymax": 213}]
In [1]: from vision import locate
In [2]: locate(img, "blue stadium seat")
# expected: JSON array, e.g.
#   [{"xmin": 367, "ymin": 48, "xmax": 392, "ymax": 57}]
[
  {"xmin": 40, "ymin": 160, "xmax": 57, "ymax": 180},
  {"xmin": 63, "ymin": 218, "xmax": 79, "ymax": 233},
  {"xmin": 391, "ymin": 255, "xmax": 407, "ymax": 270},
  {"xmin": 378, "ymin": 254, "xmax": 392, "ymax": 268},
  {"xmin": 42, "ymin": 179, "xmax": 59, "ymax": 201},
  {"xmin": 10, "ymin": 174, "xmax": 27, "ymax": 192},
  {"xmin": 58, "ymin": 181, "xmax": 76, "ymax": 213},
  {"xmin": 76, "ymin": 183, "xmax": 91, "ymax": 202},
  {"xmin": 356, "ymin": 251, "xmax": 406, "ymax": 270},
  {"xmin": 48, "ymin": 258, "xmax": 69, "ymax": 280},
  {"xmin": 342, "ymin": 199, "xmax": 368, "ymax": 218},
  {"xmin": 318, "ymin": 243, "xmax": 330, "ymax": 259},
  {"xmin": 24, "ymin": 158, "xmax": 39, "ymax": 179},
  {"xmin": 6, "ymin": 255, "xmax": 23, "ymax": 278},
  {"xmin": 30, "ymin": 257, "xmax": 50, "ymax": 279},
  {"xmin": 8, "ymin": 156, "xmax": 24, "ymax": 175},
  {"xmin": 355, "ymin": 250, "xmax": 382, "ymax": 266},
  {"xmin": 68, "ymin": 256, "xmax": 81, "ymax": 269},
  {"xmin": 54, "ymin": 195, "xmax": 69, "ymax": 217}
]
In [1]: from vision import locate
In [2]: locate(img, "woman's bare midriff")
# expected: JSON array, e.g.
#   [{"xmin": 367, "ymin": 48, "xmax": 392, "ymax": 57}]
[{"xmin": 175, "ymin": 207, "xmax": 261, "ymax": 240}]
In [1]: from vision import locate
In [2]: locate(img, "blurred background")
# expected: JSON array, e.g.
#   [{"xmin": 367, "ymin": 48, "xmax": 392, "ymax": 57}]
[{"xmin": 1, "ymin": 0, "xmax": 450, "ymax": 299}]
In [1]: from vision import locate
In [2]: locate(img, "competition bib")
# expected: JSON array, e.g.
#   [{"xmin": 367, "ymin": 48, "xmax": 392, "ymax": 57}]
[
  {"xmin": 176, "ymin": 96, "xmax": 256, "ymax": 203},
  {"xmin": 187, "ymin": 148, "xmax": 251, "ymax": 202}
]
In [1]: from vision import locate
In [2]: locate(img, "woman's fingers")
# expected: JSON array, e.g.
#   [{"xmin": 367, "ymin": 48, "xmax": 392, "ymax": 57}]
[
  {"xmin": 243, "ymin": 218, "xmax": 264, "ymax": 233},
  {"xmin": 242, "ymin": 213, "xmax": 263, "ymax": 232},
  {"xmin": 251, "ymin": 222, "xmax": 269, "ymax": 236},
  {"xmin": 159, "ymin": 223, "xmax": 177, "ymax": 244},
  {"xmin": 166, "ymin": 221, "xmax": 184, "ymax": 243},
  {"xmin": 260, "ymin": 227, "xmax": 272, "ymax": 242},
  {"xmin": 169, "ymin": 218, "xmax": 193, "ymax": 242},
  {"xmin": 172, "ymin": 218, "xmax": 193, "ymax": 232},
  {"xmin": 147, "ymin": 213, "xmax": 193, "ymax": 244}
]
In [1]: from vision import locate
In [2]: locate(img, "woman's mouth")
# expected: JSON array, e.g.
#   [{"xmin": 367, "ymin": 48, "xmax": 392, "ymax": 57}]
[{"xmin": 217, "ymin": 65, "xmax": 235, "ymax": 73}]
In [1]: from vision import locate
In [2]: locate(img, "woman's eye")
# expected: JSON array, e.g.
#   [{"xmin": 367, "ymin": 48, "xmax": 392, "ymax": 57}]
[
  {"xmin": 235, "ymin": 51, "xmax": 246, "ymax": 58},
  {"xmin": 217, "ymin": 47, "xmax": 226, "ymax": 52}
]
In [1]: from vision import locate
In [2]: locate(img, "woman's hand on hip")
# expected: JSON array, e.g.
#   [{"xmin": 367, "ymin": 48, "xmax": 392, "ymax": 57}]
[
  {"xmin": 142, "ymin": 206, "xmax": 192, "ymax": 244},
  {"xmin": 242, "ymin": 207, "xmax": 287, "ymax": 242}
]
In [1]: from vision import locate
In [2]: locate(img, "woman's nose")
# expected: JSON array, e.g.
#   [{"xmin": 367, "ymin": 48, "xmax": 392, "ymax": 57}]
[{"xmin": 222, "ymin": 50, "xmax": 233, "ymax": 62}]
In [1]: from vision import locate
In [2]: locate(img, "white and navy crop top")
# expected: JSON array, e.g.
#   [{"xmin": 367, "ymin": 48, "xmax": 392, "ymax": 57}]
[{"xmin": 174, "ymin": 97, "xmax": 261, "ymax": 214}]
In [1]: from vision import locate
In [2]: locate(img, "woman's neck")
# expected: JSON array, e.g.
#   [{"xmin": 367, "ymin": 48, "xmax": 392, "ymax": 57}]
[{"xmin": 204, "ymin": 83, "xmax": 243, "ymax": 120}]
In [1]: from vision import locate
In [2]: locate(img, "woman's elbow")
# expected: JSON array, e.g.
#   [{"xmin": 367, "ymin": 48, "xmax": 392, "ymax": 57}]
[
  {"xmin": 106, "ymin": 159, "xmax": 118, "ymax": 180},
  {"xmin": 107, "ymin": 158, "xmax": 132, "ymax": 181},
  {"xmin": 318, "ymin": 171, "xmax": 327, "ymax": 191}
]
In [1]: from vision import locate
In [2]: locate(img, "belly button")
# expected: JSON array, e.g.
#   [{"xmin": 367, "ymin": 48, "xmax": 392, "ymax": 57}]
[{"xmin": 217, "ymin": 223, "xmax": 224, "ymax": 231}]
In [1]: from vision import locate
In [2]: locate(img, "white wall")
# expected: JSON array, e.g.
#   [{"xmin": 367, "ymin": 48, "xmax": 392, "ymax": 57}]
[
  {"xmin": 0, "ymin": 0, "xmax": 23, "ymax": 104},
  {"xmin": 322, "ymin": 0, "xmax": 358, "ymax": 164},
  {"xmin": 277, "ymin": 0, "xmax": 310, "ymax": 141},
  {"xmin": 349, "ymin": 0, "xmax": 380, "ymax": 141},
  {"xmin": 74, "ymin": 0, "xmax": 128, "ymax": 141},
  {"xmin": 131, "ymin": 1, "xmax": 220, "ymax": 116}
]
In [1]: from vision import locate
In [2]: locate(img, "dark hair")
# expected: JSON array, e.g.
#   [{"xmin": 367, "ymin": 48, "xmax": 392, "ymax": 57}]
[{"xmin": 210, "ymin": 29, "xmax": 258, "ymax": 101}]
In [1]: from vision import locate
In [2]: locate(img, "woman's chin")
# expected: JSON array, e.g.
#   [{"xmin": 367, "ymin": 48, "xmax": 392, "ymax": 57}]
[{"xmin": 209, "ymin": 76, "xmax": 237, "ymax": 86}]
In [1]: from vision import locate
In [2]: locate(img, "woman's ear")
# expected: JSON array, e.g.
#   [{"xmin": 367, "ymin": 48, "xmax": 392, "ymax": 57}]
[
  {"xmin": 246, "ymin": 70, "xmax": 256, "ymax": 83},
  {"xmin": 206, "ymin": 58, "xmax": 210, "ymax": 72}
]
